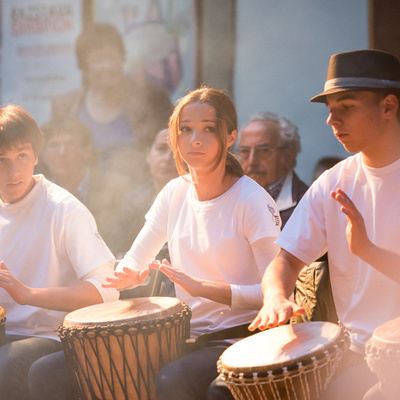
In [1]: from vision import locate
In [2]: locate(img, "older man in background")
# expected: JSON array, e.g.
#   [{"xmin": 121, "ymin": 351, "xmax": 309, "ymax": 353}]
[{"xmin": 237, "ymin": 112, "xmax": 308, "ymax": 227}]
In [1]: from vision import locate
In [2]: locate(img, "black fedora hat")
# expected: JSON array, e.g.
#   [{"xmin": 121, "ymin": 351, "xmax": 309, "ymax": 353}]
[{"xmin": 310, "ymin": 49, "xmax": 400, "ymax": 103}]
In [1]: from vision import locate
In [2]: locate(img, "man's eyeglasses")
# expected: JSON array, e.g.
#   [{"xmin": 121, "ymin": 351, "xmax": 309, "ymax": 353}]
[
  {"xmin": 45, "ymin": 139, "xmax": 81, "ymax": 153},
  {"xmin": 237, "ymin": 145, "xmax": 287, "ymax": 160}
]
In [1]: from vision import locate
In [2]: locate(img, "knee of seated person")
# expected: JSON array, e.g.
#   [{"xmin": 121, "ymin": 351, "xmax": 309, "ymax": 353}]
[
  {"xmin": 28, "ymin": 356, "xmax": 47, "ymax": 396},
  {"xmin": 207, "ymin": 376, "xmax": 233, "ymax": 400},
  {"xmin": 29, "ymin": 351, "xmax": 74, "ymax": 400},
  {"xmin": 0, "ymin": 345, "xmax": 25, "ymax": 379},
  {"xmin": 0, "ymin": 346, "xmax": 29, "ymax": 398},
  {"xmin": 155, "ymin": 363, "xmax": 180, "ymax": 398}
]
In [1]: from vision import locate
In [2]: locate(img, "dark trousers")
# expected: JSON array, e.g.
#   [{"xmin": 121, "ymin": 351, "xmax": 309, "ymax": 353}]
[
  {"xmin": 29, "ymin": 350, "xmax": 77, "ymax": 400},
  {"xmin": 0, "ymin": 335, "xmax": 62, "ymax": 400},
  {"xmin": 156, "ymin": 342, "xmax": 232, "ymax": 400}
]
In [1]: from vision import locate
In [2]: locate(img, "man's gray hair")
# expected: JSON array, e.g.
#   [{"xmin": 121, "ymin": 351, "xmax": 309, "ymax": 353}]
[{"xmin": 245, "ymin": 111, "xmax": 301, "ymax": 153}]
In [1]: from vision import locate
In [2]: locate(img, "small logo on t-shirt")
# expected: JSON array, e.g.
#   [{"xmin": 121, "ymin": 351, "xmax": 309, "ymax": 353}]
[{"xmin": 268, "ymin": 204, "xmax": 280, "ymax": 227}]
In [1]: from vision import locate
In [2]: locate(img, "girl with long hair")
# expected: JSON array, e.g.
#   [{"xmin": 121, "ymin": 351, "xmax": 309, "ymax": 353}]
[{"xmin": 104, "ymin": 87, "xmax": 281, "ymax": 399}]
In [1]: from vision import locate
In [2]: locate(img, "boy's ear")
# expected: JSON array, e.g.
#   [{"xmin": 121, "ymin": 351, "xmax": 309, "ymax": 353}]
[{"xmin": 383, "ymin": 94, "xmax": 399, "ymax": 119}]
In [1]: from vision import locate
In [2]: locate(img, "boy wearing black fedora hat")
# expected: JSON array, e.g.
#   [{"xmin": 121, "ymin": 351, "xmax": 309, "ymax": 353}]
[{"xmin": 249, "ymin": 49, "xmax": 400, "ymax": 400}]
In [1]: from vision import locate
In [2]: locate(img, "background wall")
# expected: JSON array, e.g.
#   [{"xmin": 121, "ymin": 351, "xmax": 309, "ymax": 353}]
[
  {"xmin": 233, "ymin": 1, "xmax": 369, "ymax": 184},
  {"xmin": 0, "ymin": 0, "xmax": 372, "ymax": 184}
]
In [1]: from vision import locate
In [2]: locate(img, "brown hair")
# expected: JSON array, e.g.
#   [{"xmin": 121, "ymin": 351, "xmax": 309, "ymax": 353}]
[
  {"xmin": 169, "ymin": 87, "xmax": 243, "ymax": 178},
  {"xmin": 0, "ymin": 105, "xmax": 44, "ymax": 155},
  {"xmin": 41, "ymin": 118, "xmax": 93, "ymax": 147},
  {"xmin": 75, "ymin": 22, "xmax": 125, "ymax": 87}
]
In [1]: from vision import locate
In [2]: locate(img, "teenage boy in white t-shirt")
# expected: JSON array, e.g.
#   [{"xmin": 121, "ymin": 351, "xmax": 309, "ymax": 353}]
[
  {"xmin": 249, "ymin": 50, "xmax": 400, "ymax": 400},
  {"xmin": 0, "ymin": 104, "xmax": 119, "ymax": 400}
]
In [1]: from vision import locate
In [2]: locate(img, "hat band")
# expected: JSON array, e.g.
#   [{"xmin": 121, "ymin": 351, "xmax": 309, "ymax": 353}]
[{"xmin": 324, "ymin": 77, "xmax": 400, "ymax": 91}]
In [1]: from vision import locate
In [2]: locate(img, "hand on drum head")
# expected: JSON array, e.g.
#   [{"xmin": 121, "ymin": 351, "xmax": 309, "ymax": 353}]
[
  {"xmin": 248, "ymin": 295, "xmax": 305, "ymax": 331},
  {"xmin": 102, "ymin": 267, "xmax": 150, "ymax": 290},
  {"xmin": 149, "ymin": 259, "xmax": 201, "ymax": 296}
]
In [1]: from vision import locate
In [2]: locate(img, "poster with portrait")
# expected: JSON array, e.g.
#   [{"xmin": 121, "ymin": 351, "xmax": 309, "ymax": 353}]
[
  {"xmin": 94, "ymin": 0, "xmax": 197, "ymax": 103},
  {"xmin": 0, "ymin": 0, "xmax": 82, "ymax": 125}
]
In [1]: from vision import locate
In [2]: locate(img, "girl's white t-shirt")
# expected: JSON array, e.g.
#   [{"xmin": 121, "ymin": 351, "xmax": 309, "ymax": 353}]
[{"xmin": 118, "ymin": 175, "xmax": 281, "ymax": 338}]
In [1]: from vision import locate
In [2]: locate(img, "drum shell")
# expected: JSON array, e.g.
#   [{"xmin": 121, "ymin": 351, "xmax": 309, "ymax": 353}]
[
  {"xmin": 58, "ymin": 297, "xmax": 191, "ymax": 400},
  {"xmin": 365, "ymin": 317, "xmax": 400, "ymax": 400},
  {"xmin": 218, "ymin": 322, "xmax": 349, "ymax": 400}
]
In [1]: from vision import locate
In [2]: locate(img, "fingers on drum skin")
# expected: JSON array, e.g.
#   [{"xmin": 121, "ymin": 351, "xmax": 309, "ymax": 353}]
[
  {"xmin": 277, "ymin": 311, "xmax": 289, "ymax": 326},
  {"xmin": 294, "ymin": 306, "xmax": 305, "ymax": 316},
  {"xmin": 259, "ymin": 319, "xmax": 272, "ymax": 330}
]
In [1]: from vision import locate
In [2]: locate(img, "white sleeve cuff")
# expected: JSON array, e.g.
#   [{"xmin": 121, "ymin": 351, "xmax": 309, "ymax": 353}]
[
  {"xmin": 230, "ymin": 283, "xmax": 263, "ymax": 310},
  {"xmin": 82, "ymin": 261, "xmax": 119, "ymax": 303}
]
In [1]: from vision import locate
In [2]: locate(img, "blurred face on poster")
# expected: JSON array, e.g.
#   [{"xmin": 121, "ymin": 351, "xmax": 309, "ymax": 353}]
[{"xmin": 85, "ymin": 45, "xmax": 125, "ymax": 91}]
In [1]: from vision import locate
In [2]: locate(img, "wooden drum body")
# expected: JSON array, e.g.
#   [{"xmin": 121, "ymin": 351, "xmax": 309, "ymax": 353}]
[
  {"xmin": 58, "ymin": 297, "xmax": 191, "ymax": 400},
  {"xmin": 218, "ymin": 321, "xmax": 349, "ymax": 400},
  {"xmin": 365, "ymin": 317, "xmax": 400, "ymax": 400}
]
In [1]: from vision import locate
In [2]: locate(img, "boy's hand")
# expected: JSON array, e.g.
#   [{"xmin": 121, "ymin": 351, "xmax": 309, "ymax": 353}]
[
  {"xmin": 249, "ymin": 294, "xmax": 305, "ymax": 331},
  {"xmin": 0, "ymin": 261, "xmax": 31, "ymax": 304},
  {"xmin": 331, "ymin": 188, "xmax": 370, "ymax": 256}
]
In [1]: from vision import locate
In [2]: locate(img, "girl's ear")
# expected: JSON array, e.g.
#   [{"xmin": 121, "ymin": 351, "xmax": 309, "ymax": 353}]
[{"xmin": 227, "ymin": 129, "xmax": 237, "ymax": 148}]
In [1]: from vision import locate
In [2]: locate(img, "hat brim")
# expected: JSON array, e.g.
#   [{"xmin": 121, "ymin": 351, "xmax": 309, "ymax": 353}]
[{"xmin": 310, "ymin": 86, "xmax": 400, "ymax": 103}]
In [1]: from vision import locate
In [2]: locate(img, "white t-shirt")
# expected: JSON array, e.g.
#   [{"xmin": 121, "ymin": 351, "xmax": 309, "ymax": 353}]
[
  {"xmin": 0, "ymin": 175, "xmax": 119, "ymax": 340},
  {"xmin": 118, "ymin": 175, "xmax": 280, "ymax": 338},
  {"xmin": 277, "ymin": 153, "xmax": 400, "ymax": 353}
]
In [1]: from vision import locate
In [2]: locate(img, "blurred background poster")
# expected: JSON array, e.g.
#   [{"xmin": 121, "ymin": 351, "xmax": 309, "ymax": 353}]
[
  {"xmin": 0, "ymin": 0, "xmax": 82, "ymax": 125},
  {"xmin": 94, "ymin": 0, "xmax": 197, "ymax": 103}
]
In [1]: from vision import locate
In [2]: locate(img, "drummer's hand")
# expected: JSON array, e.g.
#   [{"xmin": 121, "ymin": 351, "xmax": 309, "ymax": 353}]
[
  {"xmin": 331, "ymin": 188, "xmax": 370, "ymax": 256},
  {"xmin": 150, "ymin": 259, "xmax": 201, "ymax": 296},
  {"xmin": 102, "ymin": 267, "xmax": 149, "ymax": 290},
  {"xmin": 248, "ymin": 295, "xmax": 305, "ymax": 331},
  {"xmin": 0, "ymin": 261, "xmax": 31, "ymax": 305}
]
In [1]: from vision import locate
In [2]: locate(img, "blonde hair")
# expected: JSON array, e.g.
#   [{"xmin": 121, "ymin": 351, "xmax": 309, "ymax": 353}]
[{"xmin": 169, "ymin": 87, "xmax": 243, "ymax": 177}]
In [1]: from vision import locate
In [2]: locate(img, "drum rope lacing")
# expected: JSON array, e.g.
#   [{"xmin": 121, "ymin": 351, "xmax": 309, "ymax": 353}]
[
  {"xmin": 365, "ymin": 336, "xmax": 400, "ymax": 400},
  {"xmin": 58, "ymin": 305, "xmax": 191, "ymax": 400},
  {"xmin": 218, "ymin": 330, "xmax": 349, "ymax": 400}
]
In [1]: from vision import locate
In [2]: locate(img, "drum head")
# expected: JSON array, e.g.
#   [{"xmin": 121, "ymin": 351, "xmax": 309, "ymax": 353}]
[
  {"xmin": 63, "ymin": 297, "xmax": 184, "ymax": 327},
  {"xmin": 220, "ymin": 321, "xmax": 342, "ymax": 374},
  {"xmin": 372, "ymin": 317, "xmax": 400, "ymax": 345}
]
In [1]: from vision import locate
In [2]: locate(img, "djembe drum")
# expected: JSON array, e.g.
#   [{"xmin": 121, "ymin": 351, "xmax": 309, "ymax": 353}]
[
  {"xmin": 365, "ymin": 317, "xmax": 400, "ymax": 400},
  {"xmin": 217, "ymin": 321, "xmax": 349, "ymax": 400},
  {"xmin": 58, "ymin": 297, "xmax": 191, "ymax": 400}
]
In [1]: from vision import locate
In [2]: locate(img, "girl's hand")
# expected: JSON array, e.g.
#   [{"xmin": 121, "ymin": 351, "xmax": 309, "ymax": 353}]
[
  {"xmin": 150, "ymin": 259, "xmax": 202, "ymax": 297},
  {"xmin": 102, "ymin": 267, "xmax": 149, "ymax": 290},
  {"xmin": 331, "ymin": 188, "xmax": 370, "ymax": 256}
]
